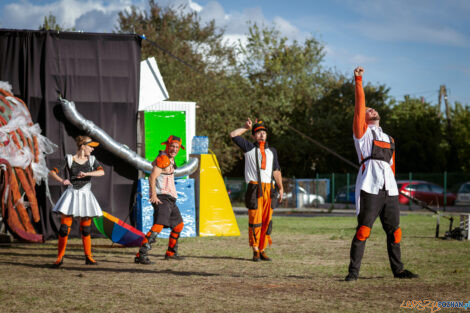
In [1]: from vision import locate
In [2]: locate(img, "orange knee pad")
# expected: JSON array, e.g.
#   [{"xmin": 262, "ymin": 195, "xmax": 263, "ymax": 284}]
[
  {"xmin": 172, "ymin": 222, "xmax": 184, "ymax": 233},
  {"xmin": 356, "ymin": 225, "xmax": 371, "ymax": 241},
  {"xmin": 393, "ymin": 227, "xmax": 402, "ymax": 243}
]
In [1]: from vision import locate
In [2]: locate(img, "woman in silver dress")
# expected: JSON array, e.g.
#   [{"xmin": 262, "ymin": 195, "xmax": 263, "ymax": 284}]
[{"xmin": 49, "ymin": 135, "xmax": 104, "ymax": 267}]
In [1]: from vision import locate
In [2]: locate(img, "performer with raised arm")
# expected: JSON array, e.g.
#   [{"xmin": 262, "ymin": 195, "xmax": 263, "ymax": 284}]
[
  {"xmin": 49, "ymin": 136, "xmax": 104, "ymax": 267},
  {"xmin": 345, "ymin": 66, "xmax": 418, "ymax": 281},
  {"xmin": 134, "ymin": 135, "xmax": 185, "ymax": 264},
  {"xmin": 230, "ymin": 119, "xmax": 283, "ymax": 262}
]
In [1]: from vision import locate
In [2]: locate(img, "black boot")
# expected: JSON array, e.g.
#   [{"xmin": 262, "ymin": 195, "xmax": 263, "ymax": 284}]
[
  {"xmin": 259, "ymin": 251, "xmax": 271, "ymax": 261},
  {"xmin": 253, "ymin": 251, "xmax": 260, "ymax": 262},
  {"xmin": 344, "ymin": 272, "xmax": 358, "ymax": 281},
  {"xmin": 134, "ymin": 244, "xmax": 154, "ymax": 264},
  {"xmin": 394, "ymin": 269, "xmax": 419, "ymax": 279},
  {"xmin": 164, "ymin": 253, "xmax": 185, "ymax": 260},
  {"xmin": 51, "ymin": 258, "xmax": 63, "ymax": 268},
  {"xmin": 85, "ymin": 255, "xmax": 98, "ymax": 265}
]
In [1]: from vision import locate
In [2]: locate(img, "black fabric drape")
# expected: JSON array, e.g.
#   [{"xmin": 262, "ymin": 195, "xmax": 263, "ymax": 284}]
[{"xmin": 0, "ymin": 29, "xmax": 141, "ymax": 240}]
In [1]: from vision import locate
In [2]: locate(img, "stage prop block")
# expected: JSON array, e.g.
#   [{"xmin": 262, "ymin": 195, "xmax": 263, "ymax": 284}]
[
  {"xmin": 191, "ymin": 154, "xmax": 240, "ymax": 237},
  {"xmin": 135, "ymin": 178, "xmax": 197, "ymax": 238}
]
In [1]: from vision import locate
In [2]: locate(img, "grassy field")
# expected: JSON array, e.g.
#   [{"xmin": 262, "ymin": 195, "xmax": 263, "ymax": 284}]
[{"xmin": 0, "ymin": 214, "xmax": 469, "ymax": 313}]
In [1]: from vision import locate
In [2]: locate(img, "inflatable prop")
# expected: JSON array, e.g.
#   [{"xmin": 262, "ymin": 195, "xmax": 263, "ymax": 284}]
[
  {"xmin": 59, "ymin": 97, "xmax": 198, "ymax": 177},
  {"xmin": 93, "ymin": 211, "xmax": 145, "ymax": 247},
  {"xmin": 0, "ymin": 82, "xmax": 56, "ymax": 242}
]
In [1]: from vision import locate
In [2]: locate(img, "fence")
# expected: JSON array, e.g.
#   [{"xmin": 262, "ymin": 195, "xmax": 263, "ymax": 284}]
[{"xmin": 225, "ymin": 172, "xmax": 470, "ymax": 208}]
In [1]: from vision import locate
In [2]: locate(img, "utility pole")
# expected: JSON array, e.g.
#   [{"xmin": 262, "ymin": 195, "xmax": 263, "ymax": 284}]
[
  {"xmin": 438, "ymin": 85, "xmax": 451, "ymax": 128},
  {"xmin": 439, "ymin": 84, "xmax": 456, "ymax": 171}
]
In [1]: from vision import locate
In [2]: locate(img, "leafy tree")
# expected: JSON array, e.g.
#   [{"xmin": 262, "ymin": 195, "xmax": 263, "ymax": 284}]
[
  {"xmin": 39, "ymin": 13, "xmax": 75, "ymax": 31},
  {"xmin": 385, "ymin": 96, "xmax": 446, "ymax": 172},
  {"xmin": 112, "ymin": 1, "xmax": 470, "ymax": 177},
  {"xmin": 239, "ymin": 24, "xmax": 325, "ymax": 134},
  {"xmin": 448, "ymin": 102, "xmax": 470, "ymax": 172},
  {"xmin": 116, "ymin": 1, "xmax": 253, "ymax": 173}
]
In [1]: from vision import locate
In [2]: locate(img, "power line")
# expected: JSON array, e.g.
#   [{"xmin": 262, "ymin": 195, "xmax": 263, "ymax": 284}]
[
  {"xmin": 286, "ymin": 125, "xmax": 359, "ymax": 170},
  {"xmin": 393, "ymin": 89, "xmax": 439, "ymax": 99}
]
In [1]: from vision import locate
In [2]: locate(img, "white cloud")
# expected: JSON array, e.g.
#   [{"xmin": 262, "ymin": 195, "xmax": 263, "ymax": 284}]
[
  {"xmin": 222, "ymin": 34, "xmax": 248, "ymax": 48},
  {"xmin": 199, "ymin": 1, "xmax": 229, "ymax": 27},
  {"xmin": 189, "ymin": 0, "xmax": 202, "ymax": 13},
  {"xmin": 0, "ymin": 0, "xmax": 144, "ymax": 32},
  {"xmin": 273, "ymin": 17, "xmax": 299, "ymax": 39}
]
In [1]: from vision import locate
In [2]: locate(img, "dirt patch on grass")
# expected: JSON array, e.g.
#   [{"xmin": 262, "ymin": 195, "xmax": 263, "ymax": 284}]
[{"xmin": 0, "ymin": 215, "xmax": 469, "ymax": 312}]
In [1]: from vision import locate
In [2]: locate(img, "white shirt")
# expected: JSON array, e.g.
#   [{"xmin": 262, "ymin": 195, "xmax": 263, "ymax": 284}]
[
  {"xmin": 232, "ymin": 136, "xmax": 280, "ymax": 184},
  {"xmin": 353, "ymin": 125, "xmax": 398, "ymax": 214}
]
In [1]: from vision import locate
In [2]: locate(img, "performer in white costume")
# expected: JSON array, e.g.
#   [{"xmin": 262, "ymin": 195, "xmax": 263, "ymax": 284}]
[{"xmin": 49, "ymin": 135, "xmax": 104, "ymax": 267}]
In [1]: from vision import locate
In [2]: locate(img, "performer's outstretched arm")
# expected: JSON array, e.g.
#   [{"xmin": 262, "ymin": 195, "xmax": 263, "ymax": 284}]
[{"xmin": 353, "ymin": 66, "xmax": 367, "ymax": 139}]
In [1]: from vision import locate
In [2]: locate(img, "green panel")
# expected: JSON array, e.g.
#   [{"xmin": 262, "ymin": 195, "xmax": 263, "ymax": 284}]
[{"xmin": 144, "ymin": 111, "xmax": 187, "ymax": 167}]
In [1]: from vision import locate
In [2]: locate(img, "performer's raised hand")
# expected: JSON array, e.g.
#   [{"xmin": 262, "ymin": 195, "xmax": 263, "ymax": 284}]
[
  {"xmin": 354, "ymin": 66, "xmax": 364, "ymax": 77},
  {"xmin": 245, "ymin": 118, "xmax": 253, "ymax": 130}
]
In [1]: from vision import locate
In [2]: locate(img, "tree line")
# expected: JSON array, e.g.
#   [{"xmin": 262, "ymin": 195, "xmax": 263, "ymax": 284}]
[{"xmin": 43, "ymin": 1, "xmax": 470, "ymax": 176}]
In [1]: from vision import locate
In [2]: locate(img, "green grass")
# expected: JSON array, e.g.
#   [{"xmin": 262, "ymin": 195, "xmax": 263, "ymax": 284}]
[{"xmin": 0, "ymin": 214, "xmax": 469, "ymax": 313}]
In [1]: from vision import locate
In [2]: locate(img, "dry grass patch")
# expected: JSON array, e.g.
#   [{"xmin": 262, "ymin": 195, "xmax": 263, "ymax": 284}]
[{"xmin": 0, "ymin": 214, "xmax": 468, "ymax": 313}]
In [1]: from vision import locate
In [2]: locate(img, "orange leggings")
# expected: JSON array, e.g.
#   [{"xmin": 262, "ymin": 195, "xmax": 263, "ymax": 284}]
[{"xmin": 56, "ymin": 215, "xmax": 94, "ymax": 261}]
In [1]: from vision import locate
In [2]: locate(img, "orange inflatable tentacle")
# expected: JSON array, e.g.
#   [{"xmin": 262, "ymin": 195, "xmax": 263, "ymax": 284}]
[
  {"xmin": 17, "ymin": 129, "xmax": 28, "ymax": 147},
  {"xmin": 0, "ymin": 88, "xmax": 13, "ymax": 97},
  {"xmin": 0, "ymin": 92, "xmax": 44, "ymax": 243},
  {"xmin": 0, "ymin": 159, "xmax": 11, "ymax": 218},
  {"xmin": 13, "ymin": 96, "xmax": 29, "ymax": 111},
  {"xmin": 0, "ymin": 115, "xmax": 7, "ymax": 126},
  {"xmin": 6, "ymin": 192, "xmax": 26, "ymax": 232},
  {"xmin": 25, "ymin": 166, "xmax": 36, "ymax": 195},
  {"xmin": 9, "ymin": 170, "xmax": 36, "ymax": 233},
  {"xmin": 26, "ymin": 137, "xmax": 38, "ymax": 164},
  {"xmin": 1, "ymin": 175, "xmax": 5, "ymax": 218},
  {"xmin": 0, "ymin": 95, "xmax": 13, "ymax": 110},
  {"xmin": 9, "ymin": 131, "xmax": 22, "ymax": 149},
  {"xmin": 7, "ymin": 192, "xmax": 43, "ymax": 242},
  {"xmin": 32, "ymin": 136, "xmax": 39, "ymax": 163},
  {"xmin": 15, "ymin": 168, "xmax": 39, "ymax": 223}
]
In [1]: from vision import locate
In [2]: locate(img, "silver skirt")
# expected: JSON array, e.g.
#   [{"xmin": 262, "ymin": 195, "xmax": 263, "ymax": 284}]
[{"xmin": 52, "ymin": 183, "xmax": 103, "ymax": 217}]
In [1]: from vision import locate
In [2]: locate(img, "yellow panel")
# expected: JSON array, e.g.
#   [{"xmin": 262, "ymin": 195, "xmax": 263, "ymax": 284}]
[{"xmin": 199, "ymin": 154, "xmax": 240, "ymax": 237}]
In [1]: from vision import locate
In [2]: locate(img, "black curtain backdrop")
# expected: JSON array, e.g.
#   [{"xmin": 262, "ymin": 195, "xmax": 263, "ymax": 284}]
[{"xmin": 0, "ymin": 29, "xmax": 142, "ymax": 240}]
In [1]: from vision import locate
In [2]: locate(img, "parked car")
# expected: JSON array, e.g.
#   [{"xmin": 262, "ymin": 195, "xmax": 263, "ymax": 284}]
[
  {"xmin": 226, "ymin": 182, "xmax": 245, "ymax": 202},
  {"xmin": 335, "ymin": 185, "xmax": 355, "ymax": 203},
  {"xmin": 397, "ymin": 180, "xmax": 456, "ymax": 206},
  {"xmin": 455, "ymin": 182, "xmax": 470, "ymax": 206},
  {"xmin": 284, "ymin": 186, "xmax": 325, "ymax": 207}
]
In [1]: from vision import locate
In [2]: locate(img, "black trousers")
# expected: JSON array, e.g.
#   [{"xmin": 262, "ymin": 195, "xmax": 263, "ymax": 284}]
[{"xmin": 348, "ymin": 190, "xmax": 404, "ymax": 276}]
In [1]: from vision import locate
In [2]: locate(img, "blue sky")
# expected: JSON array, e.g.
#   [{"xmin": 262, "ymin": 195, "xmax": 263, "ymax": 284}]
[{"xmin": 0, "ymin": 0, "xmax": 469, "ymax": 107}]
